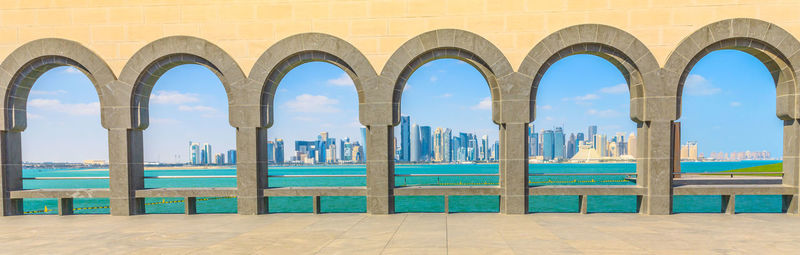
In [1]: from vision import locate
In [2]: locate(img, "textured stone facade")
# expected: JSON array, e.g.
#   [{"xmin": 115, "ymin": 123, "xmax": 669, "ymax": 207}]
[{"xmin": 1, "ymin": 1, "xmax": 799, "ymax": 215}]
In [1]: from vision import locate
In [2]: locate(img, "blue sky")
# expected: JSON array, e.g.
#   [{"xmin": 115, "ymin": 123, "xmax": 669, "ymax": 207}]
[{"xmin": 22, "ymin": 50, "xmax": 782, "ymax": 162}]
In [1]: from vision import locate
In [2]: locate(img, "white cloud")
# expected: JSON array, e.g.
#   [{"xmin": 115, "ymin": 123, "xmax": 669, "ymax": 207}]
[
  {"xmin": 285, "ymin": 94, "xmax": 340, "ymax": 113},
  {"xmin": 471, "ymin": 97, "xmax": 492, "ymax": 110},
  {"xmin": 178, "ymin": 105, "xmax": 216, "ymax": 112},
  {"xmin": 28, "ymin": 99, "xmax": 99, "ymax": 116},
  {"xmin": 587, "ymin": 109, "xmax": 621, "ymax": 118},
  {"xmin": 562, "ymin": 94, "xmax": 599, "ymax": 105},
  {"xmin": 429, "ymin": 75, "xmax": 438, "ymax": 82},
  {"xmin": 730, "ymin": 101, "xmax": 742, "ymax": 107},
  {"xmin": 61, "ymin": 67, "xmax": 81, "ymax": 74},
  {"xmin": 151, "ymin": 91, "xmax": 200, "ymax": 104},
  {"xmin": 684, "ymin": 74, "xmax": 721, "ymax": 96},
  {"xmin": 538, "ymin": 105, "xmax": 552, "ymax": 110},
  {"xmin": 327, "ymin": 73, "xmax": 354, "ymax": 87},
  {"xmin": 563, "ymin": 93, "xmax": 599, "ymax": 102},
  {"xmin": 600, "ymin": 83, "xmax": 628, "ymax": 94},
  {"xmin": 440, "ymin": 93, "xmax": 452, "ymax": 98},
  {"xmin": 30, "ymin": 89, "xmax": 67, "ymax": 95},
  {"xmin": 545, "ymin": 116, "xmax": 554, "ymax": 121}
]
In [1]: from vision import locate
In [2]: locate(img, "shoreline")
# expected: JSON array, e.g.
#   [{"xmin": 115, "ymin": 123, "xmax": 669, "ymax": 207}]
[{"xmin": 25, "ymin": 160, "xmax": 781, "ymax": 172}]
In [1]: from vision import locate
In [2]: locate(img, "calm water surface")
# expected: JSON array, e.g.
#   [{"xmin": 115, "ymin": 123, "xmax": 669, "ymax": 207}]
[{"xmin": 20, "ymin": 161, "xmax": 782, "ymax": 214}]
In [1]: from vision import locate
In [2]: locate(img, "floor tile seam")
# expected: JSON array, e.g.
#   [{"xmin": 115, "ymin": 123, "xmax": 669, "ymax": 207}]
[
  {"xmin": 380, "ymin": 214, "xmax": 408, "ymax": 254},
  {"xmin": 313, "ymin": 215, "xmax": 369, "ymax": 255}
]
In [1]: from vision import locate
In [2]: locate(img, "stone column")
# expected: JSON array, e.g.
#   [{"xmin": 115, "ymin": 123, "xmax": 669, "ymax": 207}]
[
  {"xmin": 642, "ymin": 120, "xmax": 672, "ymax": 215},
  {"xmin": 366, "ymin": 125, "xmax": 394, "ymax": 214},
  {"xmin": 782, "ymin": 119, "xmax": 799, "ymax": 214},
  {"xmin": 499, "ymin": 122, "xmax": 528, "ymax": 214},
  {"xmin": 0, "ymin": 131, "xmax": 22, "ymax": 216},
  {"xmin": 108, "ymin": 128, "xmax": 145, "ymax": 216},
  {"xmin": 236, "ymin": 127, "xmax": 267, "ymax": 215}
]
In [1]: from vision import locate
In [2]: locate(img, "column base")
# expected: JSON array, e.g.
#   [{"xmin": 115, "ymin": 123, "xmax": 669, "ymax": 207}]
[
  {"xmin": 367, "ymin": 196, "xmax": 393, "ymax": 214},
  {"xmin": 237, "ymin": 196, "xmax": 266, "ymax": 215},
  {"xmin": 500, "ymin": 195, "xmax": 527, "ymax": 214},
  {"xmin": 1, "ymin": 198, "xmax": 22, "ymax": 216},
  {"xmin": 110, "ymin": 197, "xmax": 144, "ymax": 216}
]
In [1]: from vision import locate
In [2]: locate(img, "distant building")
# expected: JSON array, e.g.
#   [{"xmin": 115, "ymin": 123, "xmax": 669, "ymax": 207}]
[
  {"xmin": 360, "ymin": 127, "xmax": 367, "ymax": 160},
  {"xmin": 202, "ymin": 143, "xmax": 212, "ymax": 165},
  {"xmin": 267, "ymin": 141, "xmax": 275, "ymax": 163},
  {"xmin": 214, "ymin": 153, "xmax": 225, "ymax": 165},
  {"xmin": 227, "ymin": 149, "xmax": 237, "ymax": 165},
  {"xmin": 419, "ymin": 126, "xmax": 431, "ymax": 162},
  {"xmin": 554, "ymin": 127, "xmax": 565, "ymax": 160},
  {"xmin": 443, "ymin": 128, "xmax": 452, "ymax": 162},
  {"xmin": 588, "ymin": 125, "xmax": 597, "ymax": 145},
  {"xmin": 274, "ymin": 139, "xmax": 284, "ymax": 164},
  {"xmin": 400, "ymin": 116, "xmax": 410, "ymax": 162},
  {"xmin": 566, "ymin": 133, "xmax": 576, "ymax": 159},
  {"xmin": 542, "ymin": 130, "xmax": 554, "ymax": 161},
  {"xmin": 189, "ymin": 142, "xmax": 201, "ymax": 165},
  {"xmin": 410, "ymin": 124, "xmax": 420, "ymax": 162},
  {"xmin": 627, "ymin": 133, "xmax": 636, "ymax": 158}
]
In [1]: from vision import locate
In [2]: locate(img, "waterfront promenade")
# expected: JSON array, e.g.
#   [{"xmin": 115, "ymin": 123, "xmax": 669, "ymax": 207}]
[{"xmin": 3, "ymin": 213, "xmax": 799, "ymax": 254}]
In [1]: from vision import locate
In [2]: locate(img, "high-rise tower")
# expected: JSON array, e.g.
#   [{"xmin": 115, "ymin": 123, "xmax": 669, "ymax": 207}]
[
  {"xmin": 419, "ymin": 126, "xmax": 432, "ymax": 162},
  {"xmin": 410, "ymin": 124, "xmax": 420, "ymax": 162},
  {"xmin": 400, "ymin": 116, "xmax": 410, "ymax": 162}
]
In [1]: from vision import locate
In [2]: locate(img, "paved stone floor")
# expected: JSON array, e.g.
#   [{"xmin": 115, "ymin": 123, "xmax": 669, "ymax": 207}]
[{"xmin": 2, "ymin": 213, "xmax": 800, "ymax": 254}]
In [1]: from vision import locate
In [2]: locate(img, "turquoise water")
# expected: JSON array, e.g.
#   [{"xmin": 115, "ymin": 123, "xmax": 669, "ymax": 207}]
[{"xmin": 20, "ymin": 160, "xmax": 783, "ymax": 214}]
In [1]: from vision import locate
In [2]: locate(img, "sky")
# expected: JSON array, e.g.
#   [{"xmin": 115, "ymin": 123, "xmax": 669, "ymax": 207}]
[{"xmin": 21, "ymin": 50, "xmax": 782, "ymax": 162}]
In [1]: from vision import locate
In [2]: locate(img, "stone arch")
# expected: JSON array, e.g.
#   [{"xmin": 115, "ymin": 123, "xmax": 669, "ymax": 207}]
[
  {"xmin": 380, "ymin": 29, "xmax": 514, "ymax": 125},
  {"xmin": 249, "ymin": 33, "xmax": 377, "ymax": 128},
  {"xmin": 664, "ymin": 18, "xmax": 800, "ymax": 121},
  {"xmin": 0, "ymin": 38, "xmax": 116, "ymax": 131},
  {"xmin": 117, "ymin": 36, "xmax": 246, "ymax": 130},
  {"xmin": 518, "ymin": 24, "xmax": 660, "ymax": 123}
]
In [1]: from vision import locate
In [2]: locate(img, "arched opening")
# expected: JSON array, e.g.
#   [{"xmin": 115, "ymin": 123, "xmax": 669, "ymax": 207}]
[
  {"xmin": 20, "ymin": 66, "xmax": 108, "ymax": 215},
  {"xmin": 266, "ymin": 61, "xmax": 364, "ymax": 213},
  {"xmin": 392, "ymin": 56, "xmax": 500, "ymax": 213},
  {"xmin": 529, "ymin": 54, "xmax": 638, "ymax": 213},
  {"xmin": 138, "ymin": 63, "xmax": 236, "ymax": 214},
  {"xmin": 673, "ymin": 49, "xmax": 784, "ymax": 213}
]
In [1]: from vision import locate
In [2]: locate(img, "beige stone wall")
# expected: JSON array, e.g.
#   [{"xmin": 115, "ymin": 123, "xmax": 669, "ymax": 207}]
[{"xmin": 1, "ymin": 0, "xmax": 799, "ymax": 75}]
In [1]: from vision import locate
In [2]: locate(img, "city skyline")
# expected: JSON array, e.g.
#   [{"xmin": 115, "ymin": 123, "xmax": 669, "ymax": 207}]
[{"xmin": 20, "ymin": 52, "xmax": 783, "ymax": 163}]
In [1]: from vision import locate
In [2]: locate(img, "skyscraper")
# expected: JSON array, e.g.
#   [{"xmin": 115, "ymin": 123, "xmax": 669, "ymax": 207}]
[
  {"xmin": 627, "ymin": 133, "xmax": 636, "ymax": 157},
  {"xmin": 588, "ymin": 125, "xmax": 597, "ymax": 145},
  {"xmin": 433, "ymin": 128, "xmax": 444, "ymax": 162},
  {"xmin": 528, "ymin": 125, "xmax": 536, "ymax": 157},
  {"xmin": 360, "ymin": 127, "xmax": 367, "ymax": 160},
  {"xmin": 543, "ymin": 130, "xmax": 554, "ymax": 161},
  {"xmin": 554, "ymin": 127, "xmax": 565, "ymax": 160},
  {"xmin": 410, "ymin": 124, "xmax": 420, "ymax": 162},
  {"xmin": 214, "ymin": 153, "xmax": 225, "ymax": 165},
  {"xmin": 400, "ymin": 116, "xmax": 410, "ymax": 162},
  {"xmin": 275, "ymin": 139, "xmax": 284, "ymax": 164},
  {"xmin": 202, "ymin": 143, "xmax": 212, "ymax": 165},
  {"xmin": 567, "ymin": 133, "xmax": 576, "ymax": 159},
  {"xmin": 267, "ymin": 141, "xmax": 274, "ymax": 163},
  {"xmin": 531, "ymin": 132, "xmax": 539, "ymax": 156},
  {"xmin": 419, "ymin": 126, "xmax": 432, "ymax": 162},
  {"xmin": 480, "ymin": 135, "xmax": 488, "ymax": 161},
  {"xmin": 189, "ymin": 142, "xmax": 200, "ymax": 165},
  {"xmin": 443, "ymin": 128, "xmax": 452, "ymax": 162},
  {"xmin": 227, "ymin": 149, "xmax": 237, "ymax": 165}
]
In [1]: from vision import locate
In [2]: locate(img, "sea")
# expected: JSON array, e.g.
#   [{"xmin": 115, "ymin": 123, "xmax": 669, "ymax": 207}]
[{"xmin": 20, "ymin": 160, "xmax": 784, "ymax": 214}]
